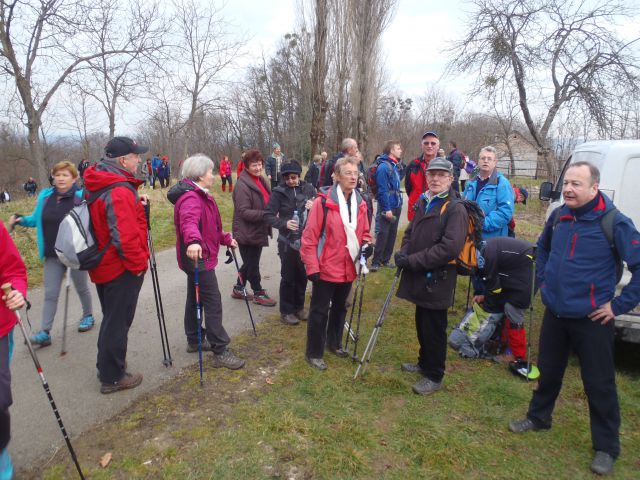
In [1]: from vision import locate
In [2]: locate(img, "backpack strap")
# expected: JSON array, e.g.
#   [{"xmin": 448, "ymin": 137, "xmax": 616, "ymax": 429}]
[
  {"xmin": 319, "ymin": 196, "xmax": 328, "ymax": 238},
  {"xmin": 87, "ymin": 181, "xmax": 138, "ymax": 204}
]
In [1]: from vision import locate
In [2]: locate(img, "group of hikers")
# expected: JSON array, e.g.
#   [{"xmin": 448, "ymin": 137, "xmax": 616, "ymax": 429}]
[{"xmin": 1, "ymin": 129, "xmax": 639, "ymax": 477}]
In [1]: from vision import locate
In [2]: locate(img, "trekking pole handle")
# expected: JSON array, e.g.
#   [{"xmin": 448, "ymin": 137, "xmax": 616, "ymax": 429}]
[{"xmin": 144, "ymin": 202, "xmax": 151, "ymax": 229}]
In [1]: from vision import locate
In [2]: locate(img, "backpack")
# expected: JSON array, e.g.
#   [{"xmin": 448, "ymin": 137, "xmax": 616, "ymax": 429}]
[
  {"xmin": 448, "ymin": 303, "xmax": 505, "ymax": 358},
  {"xmin": 55, "ymin": 182, "xmax": 137, "ymax": 270},
  {"xmin": 367, "ymin": 156, "xmax": 383, "ymax": 196},
  {"xmin": 548, "ymin": 206, "xmax": 622, "ymax": 283},
  {"xmin": 439, "ymin": 198, "xmax": 485, "ymax": 276}
]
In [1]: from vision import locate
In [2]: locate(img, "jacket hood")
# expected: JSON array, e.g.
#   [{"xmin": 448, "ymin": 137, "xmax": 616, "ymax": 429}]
[
  {"xmin": 322, "ymin": 184, "xmax": 365, "ymax": 210},
  {"xmin": 84, "ymin": 159, "xmax": 143, "ymax": 191},
  {"xmin": 167, "ymin": 179, "xmax": 199, "ymax": 205}
]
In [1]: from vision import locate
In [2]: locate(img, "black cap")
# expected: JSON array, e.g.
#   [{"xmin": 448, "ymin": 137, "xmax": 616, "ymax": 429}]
[
  {"xmin": 104, "ymin": 137, "xmax": 149, "ymax": 158},
  {"xmin": 425, "ymin": 157, "xmax": 453, "ymax": 174},
  {"xmin": 281, "ymin": 160, "xmax": 302, "ymax": 176},
  {"xmin": 422, "ymin": 131, "xmax": 438, "ymax": 139}
]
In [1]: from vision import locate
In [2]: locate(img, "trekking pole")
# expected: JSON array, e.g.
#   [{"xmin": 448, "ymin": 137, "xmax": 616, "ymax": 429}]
[
  {"xmin": 345, "ymin": 255, "xmax": 367, "ymax": 359},
  {"xmin": 1, "ymin": 284, "xmax": 85, "ymax": 480},
  {"xmin": 526, "ymin": 247, "xmax": 537, "ymax": 382},
  {"xmin": 354, "ymin": 267, "xmax": 402, "ymax": 380},
  {"xmin": 226, "ymin": 248, "xmax": 257, "ymax": 336},
  {"xmin": 465, "ymin": 276, "xmax": 472, "ymax": 310},
  {"xmin": 60, "ymin": 267, "xmax": 71, "ymax": 356},
  {"xmin": 145, "ymin": 203, "xmax": 173, "ymax": 367},
  {"xmin": 194, "ymin": 260, "xmax": 204, "ymax": 387},
  {"xmin": 351, "ymin": 260, "xmax": 367, "ymax": 361},
  {"xmin": 344, "ymin": 257, "xmax": 364, "ymax": 353}
]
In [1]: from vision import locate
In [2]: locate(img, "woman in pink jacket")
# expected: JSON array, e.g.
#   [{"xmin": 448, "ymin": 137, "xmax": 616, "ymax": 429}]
[
  {"xmin": 168, "ymin": 154, "xmax": 244, "ymax": 370},
  {"xmin": 300, "ymin": 156, "xmax": 372, "ymax": 370},
  {"xmin": 219, "ymin": 155, "xmax": 233, "ymax": 192}
]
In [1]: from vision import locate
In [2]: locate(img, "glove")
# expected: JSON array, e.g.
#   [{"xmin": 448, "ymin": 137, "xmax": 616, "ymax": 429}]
[
  {"xmin": 360, "ymin": 243, "xmax": 373, "ymax": 260},
  {"xmin": 394, "ymin": 251, "xmax": 411, "ymax": 270},
  {"xmin": 307, "ymin": 273, "xmax": 320, "ymax": 283}
]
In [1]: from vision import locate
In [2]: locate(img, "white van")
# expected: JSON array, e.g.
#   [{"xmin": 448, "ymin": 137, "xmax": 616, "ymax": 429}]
[{"xmin": 539, "ymin": 140, "xmax": 640, "ymax": 344}]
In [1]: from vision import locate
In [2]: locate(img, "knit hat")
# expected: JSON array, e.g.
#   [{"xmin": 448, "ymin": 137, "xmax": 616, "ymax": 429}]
[{"xmin": 280, "ymin": 160, "xmax": 302, "ymax": 176}]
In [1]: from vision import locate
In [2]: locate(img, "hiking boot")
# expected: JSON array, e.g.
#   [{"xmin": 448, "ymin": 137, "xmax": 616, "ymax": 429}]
[
  {"xmin": 401, "ymin": 362, "xmax": 424, "ymax": 374},
  {"xmin": 100, "ymin": 372, "xmax": 143, "ymax": 394},
  {"xmin": 508, "ymin": 417, "xmax": 547, "ymax": 433},
  {"xmin": 30, "ymin": 330, "xmax": 51, "ymax": 347},
  {"xmin": 326, "ymin": 346, "xmax": 349, "ymax": 358},
  {"xmin": 306, "ymin": 356, "xmax": 327, "ymax": 371},
  {"xmin": 231, "ymin": 286, "xmax": 253, "ymax": 300},
  {"xmin": 253, "ymin": 290, "xmax": 276, "ymax": 307},
  {"xmin": 78, "ymin": 314, "xmax": 95, "ymax": 332},
  {"xmin": 295, "ymin": 309, "xmax": 308, "ymax": 321},
  {"xmin": 412, "ymin": 377, "xmax": 443, "ymax": 396},
  {"xmin": 591, "ymin": 451, "xmax": 614, "ymax": 476},
  {"xmin": 187, "ymin": 338, "xmax": 212, "ymax": 353},
  {"xmin": 369, "ymin": 263, "xmax": 380, "ymax": 272},
  {"xmin": 212, "ymin": 349, "xmax": 245, "ymax": 370},
  {"xmin": 280, "ymin": 313, "xmax": 300, "ymax": 325}
]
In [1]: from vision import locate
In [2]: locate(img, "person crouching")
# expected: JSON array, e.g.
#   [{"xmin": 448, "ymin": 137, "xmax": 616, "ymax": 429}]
[
  {"xmin": 394, "ymin": 158, "xmax": 468, "ymax": 395},
  {"xmin": 300, "ymin": 156, "xmax": 372, "ymax": 370}
]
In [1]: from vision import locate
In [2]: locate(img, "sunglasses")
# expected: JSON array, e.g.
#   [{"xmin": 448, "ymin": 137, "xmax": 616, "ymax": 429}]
[{"xmin": 422, "ymin": 141, "xmax": 437, "ymax": 146}]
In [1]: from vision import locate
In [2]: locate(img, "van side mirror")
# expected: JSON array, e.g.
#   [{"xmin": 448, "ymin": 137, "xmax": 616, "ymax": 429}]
[{"xmin": 539, "ymin": 181, "xmax": 554, "ymax": 201}]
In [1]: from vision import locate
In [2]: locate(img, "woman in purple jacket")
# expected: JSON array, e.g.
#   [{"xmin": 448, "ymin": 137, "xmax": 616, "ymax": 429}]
[{"xmin": 168, "ymin": 154, "xmax": 245, "ymax": 370}]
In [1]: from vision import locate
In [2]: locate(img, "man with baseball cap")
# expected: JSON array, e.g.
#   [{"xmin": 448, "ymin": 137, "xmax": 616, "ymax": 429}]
[
  {"xmin": 394, "ymin": 157, "xmax": 469, "ymax": 396},
  {"xmin": 83, "ymin": 136, "xmax": 150, "ymax": 394},
  {"xmin": 405, "ymin": 131, "xmax": 439, "ymax": 221}
]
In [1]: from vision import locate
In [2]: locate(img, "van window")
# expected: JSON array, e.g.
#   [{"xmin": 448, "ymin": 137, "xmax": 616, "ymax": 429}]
[
  {"xmin": 619, "ymin": 157, "xmax": 640, "ymax": 230},
  {"xmin": 572, "ymin": 151, "xmax": 604, "ymax": 170}
]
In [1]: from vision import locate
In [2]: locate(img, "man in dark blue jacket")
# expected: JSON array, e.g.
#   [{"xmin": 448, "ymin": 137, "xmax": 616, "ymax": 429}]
[
  {"xmin": 509, "ymin": 161, "xmax": 640, "ymax": 476},
  {"xmin": 371, "ymin": 141, "xmax": 403, "ymax": 271},
  {"xmin": 446, "ymin": 140, "xmax": 464, "ymax": 192}
]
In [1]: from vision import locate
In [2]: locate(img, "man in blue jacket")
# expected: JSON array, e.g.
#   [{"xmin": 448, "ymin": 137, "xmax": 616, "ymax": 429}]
[
  {"xmin": 151, "ymin": 154, "xmax": 162, "ymax": 189},
  {"xmin": 371, "ymin": 141, "xmax": 403, "ymax": 271},
  {"xmin": 463, "ymin": 146, "xmax": 513, "ymax": 238},
  {"xmin": 509, "ymin": 161, "xmax": 640, "ymax": 476}
]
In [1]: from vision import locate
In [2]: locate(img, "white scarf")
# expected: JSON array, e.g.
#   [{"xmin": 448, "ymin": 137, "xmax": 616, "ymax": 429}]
[{"xmin": 337, "ymin": 186, "xmax": 360, "ymax": 262}]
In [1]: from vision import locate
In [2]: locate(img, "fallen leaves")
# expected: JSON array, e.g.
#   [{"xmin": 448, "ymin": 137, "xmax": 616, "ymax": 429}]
[{"xmin": 99, "ymin": 452, "xmax": 112, "ymax": 468}]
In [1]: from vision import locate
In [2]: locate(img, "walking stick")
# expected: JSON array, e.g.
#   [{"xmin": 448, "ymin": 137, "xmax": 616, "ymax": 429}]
[
  {"xmin": 525, "ymin": 247, "xmax": 537, "ymax": 381},
  {"xmin": 60, "ymin": 267, "xmax": 71, "ymax": 356},
  {"xmin": 465, "ymin": 276, "xmax": 472, "ymax": 310},
  {"xmin": 2, "ymin": 284, "xmax": 85, "ymax": 479},
  {"xmin": 354, "ymin": 268, "xmax": 402, "ymax": 380},
  {"xmin": 145, "ymin": 204, "xmax": 173, "ymax": 367},
  {"xmin": 344, "ymin": 254, "xmax": 367, "ymax": 359},
  {"xmin": 226, "ymin": 248, "xmax": 257, "ymax": 336},
  {"xmin": 194, "ymin": 260, "xmax": 204, "ymax": 387}
]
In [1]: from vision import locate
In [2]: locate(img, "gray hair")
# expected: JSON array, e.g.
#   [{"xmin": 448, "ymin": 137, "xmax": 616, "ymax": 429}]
[
  {"xmin": 341, "ymin": 138, "xmax": 357, "ymax": 153},
  {"xmin": 313, "ymin": 154, "xmax": 322, "ymax": 163},
  {"xmin": 181, "ymin": 153, "xmax": 214, "ymax": 181},
  {"xmin": 334, "ymin": 156, "xmax": 359, "ymax": 176},
  {"xmin": 480, "ymin": 146, "xmax": 497, "ymax": 157},
  {"xmin": 569, "ymin": 161, "xmax": 600, "ymax": 185}
]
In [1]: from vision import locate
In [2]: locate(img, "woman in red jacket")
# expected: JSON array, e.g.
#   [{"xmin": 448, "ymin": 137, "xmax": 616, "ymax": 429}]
[
  {"xmin": 300, "ymin": 156, "xmax": 372, "ymax": 370},
  {"xmin": 219, "ymin": 155, "xmax": 233, "ymax": 192}
]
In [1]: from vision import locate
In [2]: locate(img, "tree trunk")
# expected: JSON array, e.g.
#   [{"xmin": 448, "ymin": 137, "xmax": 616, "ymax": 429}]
[
  {"xmin": 309, "ymin": 0, "xmax": 329, "ymax": 156},
  {"xmin": 27, "ymin": 124, "xmax": 49, "ymax": 185}
]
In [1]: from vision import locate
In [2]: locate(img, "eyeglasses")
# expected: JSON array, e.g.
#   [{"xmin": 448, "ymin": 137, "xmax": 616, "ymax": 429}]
[{"xmin": 422, "ymin": 141, "xmax": 437, "ymax": 146}]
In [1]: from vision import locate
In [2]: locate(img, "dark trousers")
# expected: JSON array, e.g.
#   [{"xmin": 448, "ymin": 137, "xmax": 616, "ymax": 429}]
[
  {"xmin": 237, "ymin": 244, "xmax": 263, "ymax": 292},
  {"xmin": 221, "ymin": 175, "xmax": 232, "ymax": 187},
  {"xmin": 278, "ymin": 243, "xmax": 307, "ymax": 315},
  {"xmin": 184, "ymin": 269, "xmax": 230, "ymax": 354},
  {"xmin": 415, "ymin": 307, "xmax": 448, "ymax": 383},
  {"xmin": 151, "ymin": 175, "xmax": 157, "ymax": 188},
  {"xmin": 306, "ymin": 280, "xmax": 352, "ymax": 358},
  {"xmin": 452, "ymin": 177, "xmax": 460, "ymax": 192},
  {"xmin": 527, "ymin": 308, "xmax": 620, "ymax": 458},
  {"xmin": 372, "ymin": 206, "xmax": 401, "ymax": 265},
  {"xmin": 159, "ymin": 177, "xmax": 168, "ymax": 188},
  {"xmin": 96, "ymin": 271, "xmax": 144, "ymax": 384},
  {"xmin": 0, "ymin": 335, "xmax": 11, "ymax": 451}
]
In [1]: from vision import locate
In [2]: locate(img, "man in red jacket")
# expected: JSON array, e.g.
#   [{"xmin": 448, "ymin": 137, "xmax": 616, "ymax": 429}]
[
  {"xmin": 405, "ymin": 131, "xmax": 439, "ymax": 221},
  {"xmin": 83, "ymin": 136, "xmax": 150, "ymax": 394}
]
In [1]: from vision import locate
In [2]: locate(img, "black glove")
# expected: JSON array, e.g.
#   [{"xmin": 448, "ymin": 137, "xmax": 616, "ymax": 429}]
[
  {"xmin": 394, "ymin": 251, "xmax": 411, "ymax": 270},
  {"xmin": 360, "ymin": 243, "xmax": 373, "ymax": 260},
  {"xmin": 307, "ymin": 273, "xmax": 320, "ymax": 283}
]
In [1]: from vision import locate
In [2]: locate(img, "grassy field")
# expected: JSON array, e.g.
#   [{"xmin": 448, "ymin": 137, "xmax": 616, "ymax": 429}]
[{"xmin": 15, "ymin": 176, "xmax": 639, "ymax": 479}]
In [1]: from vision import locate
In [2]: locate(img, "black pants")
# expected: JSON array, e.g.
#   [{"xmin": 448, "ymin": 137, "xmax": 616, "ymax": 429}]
[
  {"xmin": 452, "ymin": 177, "xmax": 460, "ymax": 192},
  {"xmin": 152, "ymin": 175, "xmax": 157, "ymax": 188},
  {"xmin": 527, "ymin": 308, "xmax": 620, "ymax": 458},
  {"xmin": 237, "ymin": 244, "xmax": 263, "ymax": 293},
  {"xmin": 278, "ymin": 243, "xmax": 307, "ymax": 315},
  {"xmin": 372, "ymin": 206, "xmax": 402, "ymax": 265},
  {"xmin": 96, "ymin": 271, "xmax": 144, "ymax": 384},
  {"xmin": 0, "ymin": 335, "xmax": 11, "ymax": 451},
  {"xmin": 221, "ymin": 175, "xmax": 232, "ymax": 188},
  {"xmin": 415, "ymin": 307, "xmax": 448, "ymax": 383},
  {"xmin": 159, "ymin": 176, "xmax": 168, "ymax": 188},
  {"xmin": 184, "ymin": 269, "xmax": 230, "ymax": 354},
  {"xmin": 306, "ymin": 280, "xmax": 352, "ymax": 358}
]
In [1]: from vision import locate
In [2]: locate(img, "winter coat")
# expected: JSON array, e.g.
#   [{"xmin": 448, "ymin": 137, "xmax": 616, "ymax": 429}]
[
  {"xmin": 396, "ymin": 187, "xmax": 468, "ymax": 309},
  {"xmin": 264, "ymin": 181, "xmax": 316, "ymax": 248},
  {"xmin": 0, "ymin": 222, "xmax": 26, "ymax": 337},
  {"xmin": 447, "ymin": 148, "xmax": 464, "ymax": 178},
  {"xmin": 300, "ymin": 185, "xmax": 371, "ymax": 283},
  {"xmin": 265, "ymin": 154, "xmax": 286, "ymax": 181},
  {"xmin": 157, "ymin": 161, "xmax": 171, "ymax": 179},
  {"xmin": 83, "ymin": 161, "xmax": 149, "ymax": 284},
  {"xmin": 219, "ymin": 159, "xmax": 232, "ymax": 177},
  {"xmin": 463, "ymin": 170, "xmax": 514, "ymax": 238},
  {"xmin": 375, "ymin": 154, "xmax": 403, "ymax": 212},
  {"xmin": 232, "ymin": 170, "xmax": 271, "ymax": 246},
  {"xmin": 168, "ymin": 179, "xmax": 233, "ymax": 273},
  {"xmin": 18, "ymin": 186, "xmax": 84, "ymax": 259},
  {"xmin": 537, "ymin": 192, "xmax": 640, "ymax": 318},
  {"xmin": 151, "ymin": 155, "xmax": 162, "ymax": 173},
  {"xmin": 304, "ymin": 162, "xmax": 320, "ymax": 189},
  {"xmin": 405, "ymin": 155, "xmax": 429, "ymax": 221}
]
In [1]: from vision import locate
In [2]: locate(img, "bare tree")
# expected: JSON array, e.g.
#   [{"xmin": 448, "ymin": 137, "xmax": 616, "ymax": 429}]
[
  {"xmin": 448, "ymin": 0, "xmax": 640, "ymax": 180},
  {"xmin": 309, "ymin": 0, "xmax": 329, "ymax": 156}
]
